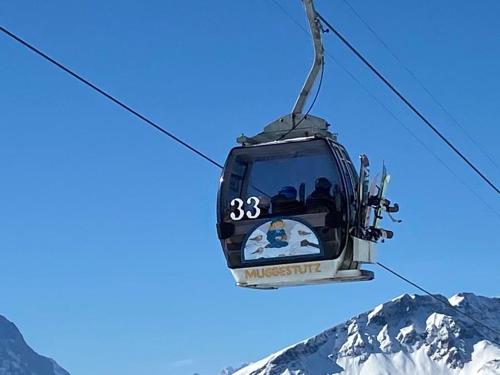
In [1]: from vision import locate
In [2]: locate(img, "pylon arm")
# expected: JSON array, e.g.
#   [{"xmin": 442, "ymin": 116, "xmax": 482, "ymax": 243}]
[{"xmin": 292, "ymin": 0, "xmax": 325, "ymax": 116}]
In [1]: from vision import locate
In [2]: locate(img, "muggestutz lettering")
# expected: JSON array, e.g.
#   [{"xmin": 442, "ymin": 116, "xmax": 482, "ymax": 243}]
[{"xmin": 245, "ymin": 263, "xmax": 322, "ymax": 279}]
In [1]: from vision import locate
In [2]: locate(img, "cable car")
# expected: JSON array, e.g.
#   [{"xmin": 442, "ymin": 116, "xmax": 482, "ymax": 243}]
[{"xmin": 216, "ymin": 0, "xmax": 399, "ymax": 289}]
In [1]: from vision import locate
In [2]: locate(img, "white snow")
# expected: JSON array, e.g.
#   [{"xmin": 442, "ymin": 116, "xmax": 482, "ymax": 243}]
[
  {"xmin": 228, "ymin": 293, "xmax": 500, "ymax": 375},
  {"xmin": 449, "ymin": 294, "xmax": 465, "ymax": 307}
]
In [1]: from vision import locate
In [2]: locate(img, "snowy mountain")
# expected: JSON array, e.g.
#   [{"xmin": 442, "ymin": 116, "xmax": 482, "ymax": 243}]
[
  {"xmin": 0, "ymin": 314, "xmax": 69, "ymax": 375},
  {"xmin": 227, "ymin": 293, "xmax": 500, "ymax": 375}
]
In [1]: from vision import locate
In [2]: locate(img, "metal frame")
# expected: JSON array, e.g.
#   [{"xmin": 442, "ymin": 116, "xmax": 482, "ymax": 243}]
[
  {"xmin": 237, "ymin": 0, "xmax": 328, "ymax": 146},
  {"xmin": 292, "ymin": 0, "xmax": 325, "ymax": 116}
]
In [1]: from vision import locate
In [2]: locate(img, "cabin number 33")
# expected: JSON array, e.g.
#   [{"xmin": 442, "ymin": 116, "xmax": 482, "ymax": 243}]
[{"xmin": 230, "ymin": 197, "xmax": 261, "ymax": 221}]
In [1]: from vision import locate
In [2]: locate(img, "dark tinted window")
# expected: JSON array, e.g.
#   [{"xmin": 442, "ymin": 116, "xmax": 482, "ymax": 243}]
[{"xmin": 221, "ymin": 139, "xmax": 344, "ymax": 220}]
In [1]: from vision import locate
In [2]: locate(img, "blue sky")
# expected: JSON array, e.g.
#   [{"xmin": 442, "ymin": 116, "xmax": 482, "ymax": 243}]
[{"xmin": 1, "ymin": 1, "xmax": 499, "ymax": 374}]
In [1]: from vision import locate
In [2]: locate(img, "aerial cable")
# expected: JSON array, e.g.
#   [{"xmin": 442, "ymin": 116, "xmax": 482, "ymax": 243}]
[
  {"xmin": 0, "ymin": 25, "xmax": 224, "ymax": 170},
  {"xmin": 341, "ymin": 67, "xmax": 500, "ymax": 219},
  {"xmin": 334, "ymin": 52, "xmax": 500, "ymax": 218},
  {"xmin": 268, "ymin": 1, "xmax": 499, "ymax": 195},
  {"xmin": 269, "ymin": 0, "xmax": 500, "ymax": 219},
  {"xmin": 314, "ymin": 14, "xmax": 499, "ymax": 195},
  {"xmin": 377, "ymin": 261, "xmax": 500, "ymax": 345},
  {"xmin": 340, "ymin": 0, "xmax": 499, "ymax": 172}
]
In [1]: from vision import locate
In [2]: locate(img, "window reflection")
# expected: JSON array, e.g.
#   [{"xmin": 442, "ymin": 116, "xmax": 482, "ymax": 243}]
[{"xmin": 224, "ymin": 140, "xmax": 344, "ymax": 220}]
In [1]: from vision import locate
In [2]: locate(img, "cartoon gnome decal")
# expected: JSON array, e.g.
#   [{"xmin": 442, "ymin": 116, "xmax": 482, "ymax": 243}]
[{"xmin": 243, "ymin": 219, "xmax": 321, "ymax": 261}]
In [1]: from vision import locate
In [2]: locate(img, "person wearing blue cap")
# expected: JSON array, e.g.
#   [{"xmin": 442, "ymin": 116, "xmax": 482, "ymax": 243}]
[{"xmin": 271, "ymin": 185, "xmax": 304, "ymax": 215}]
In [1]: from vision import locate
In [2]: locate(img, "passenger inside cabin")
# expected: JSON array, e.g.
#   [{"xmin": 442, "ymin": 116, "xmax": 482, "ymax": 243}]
[
  {"xmin": 306, "ymin": 177, "xmax": 340, "ymax": 214},
  {"xmin": 271, "ymin": 186, "xmax": 305, "ymax": 215}
]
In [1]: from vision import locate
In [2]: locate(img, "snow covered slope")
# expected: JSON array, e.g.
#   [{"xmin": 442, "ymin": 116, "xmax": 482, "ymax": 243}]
[
  {"xmin": 0, "ymin": 314, "xmax": 69, "ymax": 375},
  {"xmin": 229, "ymin": 293, "xmax": 500, "ymax": 375}
]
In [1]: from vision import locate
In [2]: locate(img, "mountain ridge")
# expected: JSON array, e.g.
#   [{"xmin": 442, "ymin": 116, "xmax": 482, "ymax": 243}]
[
  {"xmin": 223, "ymin": 292, "xmax": 500, "ymax": 375},
  {"xmin": 0, "ymin": 314, "xmax": 69, "ymax": 375}
]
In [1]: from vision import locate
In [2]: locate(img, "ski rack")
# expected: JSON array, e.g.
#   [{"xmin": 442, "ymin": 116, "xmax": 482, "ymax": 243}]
[{"xmin": 366, "ymin": 178, "xmax": 400, "ymax": 242}]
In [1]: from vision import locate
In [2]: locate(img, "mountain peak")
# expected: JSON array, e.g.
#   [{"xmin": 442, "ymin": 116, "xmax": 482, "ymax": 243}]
[
  {"xmin": 0, "ymin": 314, "xmax": 69, "ymax": 375},
  {"xmin": 228, "ymin": 292, "xmax": 500, "ymax": 375}
]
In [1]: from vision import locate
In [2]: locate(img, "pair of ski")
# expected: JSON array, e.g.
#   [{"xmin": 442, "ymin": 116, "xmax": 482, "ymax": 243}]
[{"xmin": 358, "ymin": 155, "xmax": 400, "ymax": 242}]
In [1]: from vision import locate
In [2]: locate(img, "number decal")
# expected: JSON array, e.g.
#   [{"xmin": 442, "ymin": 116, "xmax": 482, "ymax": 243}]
[
  {"xmin": 230, "ymin": 196, "xmax": 261, "ymax": 221},
  {"xmin": 230, "ymin": 198, "xmax": 245, "ymax": 221},
  {"xmin": 246, "ymin": 196, "xmax": 261, "ymax": 219}
]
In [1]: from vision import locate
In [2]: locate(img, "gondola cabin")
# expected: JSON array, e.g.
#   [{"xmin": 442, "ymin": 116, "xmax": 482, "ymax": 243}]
[{"xmin": 216, "ymin": 115, "xmax": 396, "ymax": 289}]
